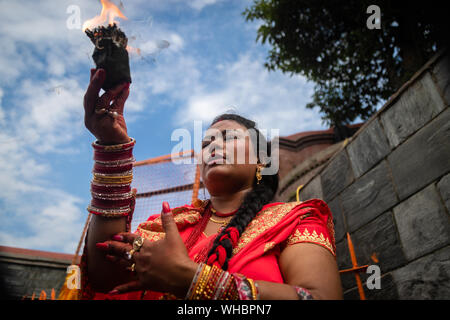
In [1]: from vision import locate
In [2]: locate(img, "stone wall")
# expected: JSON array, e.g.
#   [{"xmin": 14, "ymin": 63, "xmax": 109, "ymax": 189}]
[
  {"xmin": 285, "ymin": 49, "xmax": 450, "ymax": 299},
  {"xmin": 0, "ymin": 246, "xmax": 75, "ymax": 299}
]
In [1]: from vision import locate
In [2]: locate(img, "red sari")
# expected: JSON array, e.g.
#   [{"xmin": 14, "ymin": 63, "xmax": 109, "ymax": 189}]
[{"xmin": 81, "ymin": 198, "xmax": 336, "ymax": 300}]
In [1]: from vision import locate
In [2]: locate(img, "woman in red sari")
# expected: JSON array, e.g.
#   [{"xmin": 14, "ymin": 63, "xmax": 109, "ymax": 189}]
[{"xmin": 81, "ymin": 68, "xmax": 342, "ymax": 300}]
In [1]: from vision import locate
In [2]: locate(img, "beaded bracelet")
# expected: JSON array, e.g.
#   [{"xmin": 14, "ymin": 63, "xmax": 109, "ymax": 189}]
[{"xmin": 293, "ymin": 286, "xmax": 314, "ymax": 300}]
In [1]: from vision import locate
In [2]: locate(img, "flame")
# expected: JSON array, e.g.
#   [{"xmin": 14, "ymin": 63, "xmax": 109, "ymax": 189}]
[
  {"xmin": 82, "ymin": 0, "xmax": 127, "ymax": 32},
  {"xmin": 126, "ymin": 45, "xmax": 141, "ymax": 55}
]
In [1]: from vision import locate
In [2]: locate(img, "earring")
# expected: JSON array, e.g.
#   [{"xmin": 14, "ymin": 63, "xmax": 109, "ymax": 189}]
[{"xmin": 256, "ymin": 166, "xmax": 262, "ymax": 184}]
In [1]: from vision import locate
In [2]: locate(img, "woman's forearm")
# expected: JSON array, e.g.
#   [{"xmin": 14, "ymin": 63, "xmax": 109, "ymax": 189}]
[
  {"xmin": 183, "ymin": 263, "xmax": 317, "ymax": 300},
  {"xmin": 86, "ymin": 215, "xmax": 132, "ymax": 292},
  {"xmin": 255, "ymin": 280, "xmax": 312, "ymax": 300},
  {"xmin": 85, "ymin": 138, "xmax": 137, "ymax": 292}
]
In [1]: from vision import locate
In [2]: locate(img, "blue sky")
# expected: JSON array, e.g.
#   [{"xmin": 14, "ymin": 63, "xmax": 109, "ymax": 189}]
[{"xmin": 0, "ymin": 0, "xmax": 335, "ymax": 254}]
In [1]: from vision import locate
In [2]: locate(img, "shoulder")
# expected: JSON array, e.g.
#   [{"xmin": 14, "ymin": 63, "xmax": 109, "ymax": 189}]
[
  {"xmin": 231, "ymin": 199, "xmax": 334, "ymax": 257},
  {"xmin": 282, "ymin": 198, "xmax": 336, "ymax": 257},
  {"xmin": 262, "ymin": 198, "xmax": 332, "ymax": 221}
]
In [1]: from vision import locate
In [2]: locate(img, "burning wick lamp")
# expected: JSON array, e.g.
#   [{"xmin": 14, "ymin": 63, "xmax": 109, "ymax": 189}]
[
  {"xmin": 85, "ymin": 23, "xmax": 132, "ymax": 91},
  {"xmin": 83, "ymin": 0, "xmax": 132, "ymax": 91}
]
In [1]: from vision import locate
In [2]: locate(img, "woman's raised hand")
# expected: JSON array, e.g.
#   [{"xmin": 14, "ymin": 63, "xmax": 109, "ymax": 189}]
[
  {"xmin": 95, "ymin": 202, "xmax": 198, "ymax": 297},
  {"xmin": 84, "ymin": 68, "xmax": 131, "ymax": 145}
]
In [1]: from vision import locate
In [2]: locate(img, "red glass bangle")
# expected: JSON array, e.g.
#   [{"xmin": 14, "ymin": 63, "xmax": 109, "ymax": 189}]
[
  {"xmin": 91, "ymin": 197, "xmax": 132, "ymax": 209},
  {"xmin": 90, "ymin": 183, "xmax": 131, "ymax": 194},
  {"xmin": 94, "ymin": 157, "xmax": 135, "ymax": 166},
  {"xmin": 94, "ymin": 162, "xmax": 133, "ymax": 174},
  {"xmin": 87, "ymin": 205, "xmax": 131, "ymax": 217},
  {"xmin": 94, "ymin": 148, "xmax": 133, "ymax": 162},
  {"xmin": 92, "ymin": 138, "xmax": 135, "ymax": 152}
]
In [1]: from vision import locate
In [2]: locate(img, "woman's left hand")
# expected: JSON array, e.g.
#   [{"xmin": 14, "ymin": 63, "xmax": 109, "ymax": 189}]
[{"xmin": 96, "ymin": 202, "xmax": 198, "ymax": 297}]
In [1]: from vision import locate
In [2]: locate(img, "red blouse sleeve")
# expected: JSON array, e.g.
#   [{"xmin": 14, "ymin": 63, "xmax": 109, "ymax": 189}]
[{"xmin": 284, "ymin": 199, "xmax": 336, "ymax": 257}]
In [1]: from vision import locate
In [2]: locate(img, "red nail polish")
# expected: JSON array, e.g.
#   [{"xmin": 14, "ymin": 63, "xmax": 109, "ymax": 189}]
[
  {"xmin": 105, "ymin": 255, "xmax": 116, "ymax": 262},
  {"xmin": 96, "ymin": 242, "xmax": 109, "ymax": 250},
  {"xmin": 112, "ymin": 235, "xmax": 123, "ymax": 241},
  {"xmin": 162, "ymin": 201, "xmax": 170, "ymax": 214}
]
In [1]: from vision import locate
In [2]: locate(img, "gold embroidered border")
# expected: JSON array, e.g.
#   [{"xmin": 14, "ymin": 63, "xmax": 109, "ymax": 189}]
[
  {"xmin": 263, "ymin": 241, "xmax": 276, "ymax": 254},
  {"xmin": 232, "ymin": 202, "xmax": 304, "ymax": 256},
  {"xmin": 136, "ymin": 208, "xmax": 201, "ymax": 240},
  {"xmin": 136, "ymin": 229, "xmax": 165, "ymax": 242},
  {"xmin": 286, "ymin": 228, "xmax": 335, "ymax": 256}
]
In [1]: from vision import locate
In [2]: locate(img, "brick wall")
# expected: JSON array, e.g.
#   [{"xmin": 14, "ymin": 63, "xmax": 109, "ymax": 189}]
[{"xmin": 283, "ymin": 49, "xmax": 450, "ymax": 299}]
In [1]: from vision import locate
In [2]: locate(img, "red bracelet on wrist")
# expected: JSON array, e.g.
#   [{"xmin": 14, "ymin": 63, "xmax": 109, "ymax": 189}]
[
  {"xmin": 92, "ymin": 138, "xmax": 135, "ymax": 152},
  {"xmin": 88, "ymin": 138, "xmax": 137, "ymax": 223},
  {"xmin": 93, "ymin": 148, "xmax": 134, "ymax": 162},
  {"xmin": 93, "ymin": 162, "xmax": 133, "ymax": 174}
]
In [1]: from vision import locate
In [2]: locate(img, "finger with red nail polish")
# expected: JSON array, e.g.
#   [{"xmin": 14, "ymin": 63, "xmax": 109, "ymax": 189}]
[
  {"xmin": 162, "ymin": 201, "xmax": 171, "ymax": 214},
  {"xmin": 95, "ymin": 242, "xmax": 109, "ymax": 250},
  {"xmin": 112, "ymin": 235, "xmax": 123, "ymax": 242}
]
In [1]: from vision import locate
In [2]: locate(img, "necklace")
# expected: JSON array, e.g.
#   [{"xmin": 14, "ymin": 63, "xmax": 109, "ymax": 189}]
[
  {"xmin": 210, "ymin": 207, "xmax": 238, "ymax": 217},
  {"xmin": 209, "ymin": 216, "xmax": 231, "ymax": 225}
]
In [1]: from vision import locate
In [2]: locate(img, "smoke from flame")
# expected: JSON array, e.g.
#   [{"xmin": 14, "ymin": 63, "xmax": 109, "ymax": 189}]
[{"xmin": 82, "ymin": 0, "xmax": 127, "ymax": 32}]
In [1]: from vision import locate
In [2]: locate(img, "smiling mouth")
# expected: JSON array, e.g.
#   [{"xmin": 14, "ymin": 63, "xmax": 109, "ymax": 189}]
[{"xmin": 205, "ymin": 155, "xmax": 227, "ymax": 166}]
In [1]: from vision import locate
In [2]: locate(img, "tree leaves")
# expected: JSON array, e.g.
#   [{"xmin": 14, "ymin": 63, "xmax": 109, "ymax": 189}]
[{"xmin": 244, "ymin": 0, "xmax": 448, "ymax": 126}]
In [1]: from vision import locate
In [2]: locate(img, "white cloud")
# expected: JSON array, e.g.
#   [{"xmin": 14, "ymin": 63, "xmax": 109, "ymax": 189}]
[
  {"xmin": 189, "ymin": 0, "xmax": 221, "ymax": 11},
  {"xmin": 0, "ymin": 0, "xmax": 324, "ymax": 254},
  {"xmin": 14, "ymin": 78, "xmax": 86, "ymax": 154},
  {"xmin": 0, "ymin": 88, "xmax": 4, "ymax": 125},
  {"xmin": 0, "ymin": 126, "xmax": 85, "ymax": 253},
  {"xmin": 0, "ymin": 194, "xmax": 84, "ymax": 254},
  {"xmin": 174, "ymin": 53, "xmax": 320, "ymax": 135},
  {"xmin": 0, "ymin": 0, "xmax": 95, "ymax": 253}
]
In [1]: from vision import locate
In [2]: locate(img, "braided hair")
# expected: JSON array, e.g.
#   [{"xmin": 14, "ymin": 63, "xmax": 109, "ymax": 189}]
[{"xmin": 205, "ymin": 114, "xmax": 279, "ymax": 270}]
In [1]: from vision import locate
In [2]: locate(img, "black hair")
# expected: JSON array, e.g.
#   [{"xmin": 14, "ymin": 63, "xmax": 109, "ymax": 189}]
[{"xmin": 205, "ymin": 113, "xmax": 279, "ymax": 270}]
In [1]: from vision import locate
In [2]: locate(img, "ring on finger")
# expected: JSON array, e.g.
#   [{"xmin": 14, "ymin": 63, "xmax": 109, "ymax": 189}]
[
  {"xmin": 132, "ymin": 236, "xmax": 145, "ymax": 252},
  {"xmin": 95, "ymin": 107, "xmax": 108, "ymax": 115},
  {"xmin": 107, "ymin": 110, "xmax": 118, "ymax": 118},
  {"xmin": 125, "ymin": 248, "xmax": 135, "ymax": 261},
  {"xmin": 128, "ymin": 263, "xmax": 136, "ymax": 272}
]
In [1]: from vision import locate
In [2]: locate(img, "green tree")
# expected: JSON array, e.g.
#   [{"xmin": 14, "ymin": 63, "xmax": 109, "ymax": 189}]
[{"xmin": 243, "ymin": 0, "xmax": 449, "ymax": 128}]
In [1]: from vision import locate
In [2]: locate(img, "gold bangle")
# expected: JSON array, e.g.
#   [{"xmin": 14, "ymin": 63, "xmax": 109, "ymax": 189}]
[
  {"xmin": 189, "ymin": 264, "xmax": 206, "ymax": 299},
  {"xmin": 93, "ymin": 176, "xmax": 133, "ymax": 184},
  {"xmin": 93, "ymin": 173, "xmax": 133, "ymax": 179},
  {"xmin": 92, "ymin": 170, "xmax": 134, "ymax": 177},
  {"xmin": 192, "ymin": 264, "xmax": 212, "ymax": 300},
  {"xmin": 247, "ymin": 278, "xmax": 258, "ymax": 300}
]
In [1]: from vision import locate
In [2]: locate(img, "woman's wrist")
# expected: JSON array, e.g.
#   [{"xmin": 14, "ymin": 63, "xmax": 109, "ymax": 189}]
[
  {"xmin": 184, "ymin": 263, "xmax": 259, "ymax": 300},
  {"xmin": 87, "ymin": 138, "xmax": 137, "ymax": 230},
  {"xmin": 97, "ymin": 137, "xmax": 132, "ymax": 146},
  {"xmin": 173, "ymin": 260, "xmax": 199, "ymax": 299}
]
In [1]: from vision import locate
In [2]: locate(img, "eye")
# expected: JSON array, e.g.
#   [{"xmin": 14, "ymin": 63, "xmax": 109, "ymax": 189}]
[
  {"xmin": 201, "ymin": 136, "xmax": 214, "ymax": 149},
  {"xmin": 224, "ymin": 134, "xmax": 239, "ymax": 141}
]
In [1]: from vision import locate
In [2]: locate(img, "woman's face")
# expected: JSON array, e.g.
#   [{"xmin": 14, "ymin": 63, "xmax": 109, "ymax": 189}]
[{"xmin": 200, "ymin": 120, "xmax": 258, "ymax": 196}]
